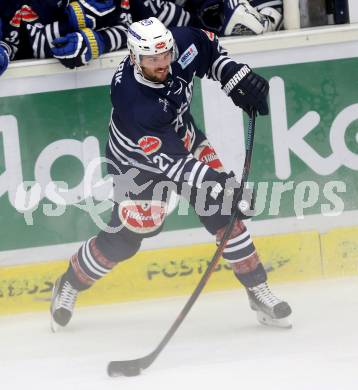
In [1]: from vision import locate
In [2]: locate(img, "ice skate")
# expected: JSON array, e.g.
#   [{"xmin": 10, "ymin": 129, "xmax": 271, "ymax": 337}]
[
  {"xmin": 50, "ymin": 275, "xmax": 78, "ymax": 332},
  {"xmin": 247, "ymin": 282, "xmax": 292, "ymax": 328}
]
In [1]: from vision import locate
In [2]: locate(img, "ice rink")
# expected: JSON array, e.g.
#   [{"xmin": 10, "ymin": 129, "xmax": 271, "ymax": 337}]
[{"xmin": 2, "ymin": 277, "xmax": 358, "ymax": 390}]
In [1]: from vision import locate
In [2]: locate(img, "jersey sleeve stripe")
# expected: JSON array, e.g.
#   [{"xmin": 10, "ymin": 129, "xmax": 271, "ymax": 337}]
[
  {"xmin": 157, "ymin": 4, "xmax": 170, "ymax": 23},
  {"xmin": 106, "ymin": 29, "xmax": 117, "ymax": 51},
  {"xmin": 188, "ymin": 161, "xmax": 202, "ymax": 186},
  {"xmin": 110, "ymin": 120, "xmax": 145, "ymax": 155},
  {"xmin": 40, "ymin": 34, "xmax": 46, "ymax": 58},
  {"xmin": 109, "ymin": 138, "xmax": 162, "ymax": 174},
  {"xmin": 45, "ymin": 23, "xmax": 59, "ymax": 48},
  {"xmin": 158, "ymin": 3, "xmax": 176, "ymax": 26},
  {"xmin": 112, "ymin": 28, "xmax": 123, "ymax": 50},
  {"xmin": 166, "ymin": 157, "xmax": 186, "ymax": 178},
  {"xmin": 216, "ymin": 58, "xmax": 233, "ymax": 81},
  {"xmin": 110, "ymin": 118, "xmax": 142, "ymax": 148},
  {"xmin": 173, "ymin": 156, "xmax": 194, "ymax": 182},
  {"xmin": 32, "ymin": 30, "xmax": 41, "ymax": 58},
  {"xmin": 196, "ymin": 164, "xmax": 209, "ymax": 188},
  {"xmin": 110, "ymin": 131, "xmax": 147, "ymax": 158},
  {"xmin": 177, "ymin": 9, "xmax": 190, "ymax": 26},
  {"xmin": 211, "ymin": 56, "xmax": 232, "ymax": 81},
  {"xmin": 183, "ymin": 11, "xmax": 191, "ymax": 26}
]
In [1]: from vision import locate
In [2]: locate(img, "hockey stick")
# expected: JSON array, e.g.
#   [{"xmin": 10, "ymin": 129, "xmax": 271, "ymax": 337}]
[{"xmin": 107, "ymin": 109, "xmax": 257, "ymax": 377}]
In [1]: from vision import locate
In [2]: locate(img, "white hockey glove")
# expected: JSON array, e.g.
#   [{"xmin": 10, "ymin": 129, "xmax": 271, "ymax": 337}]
[
  {"xmin": 260, "ymin": 6, "xmax": 283, "ymax": 32},
  {"xmin": 221, "ymin": 0, "xmax": 282, "ymax": 36}
]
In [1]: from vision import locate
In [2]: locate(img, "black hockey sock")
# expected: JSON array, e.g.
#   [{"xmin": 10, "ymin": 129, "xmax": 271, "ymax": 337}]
[
  {"xmin": 63, "ymin": 263, "xmax": 91, "ymax": 292},
  {"xmin": 234, "ymin": 263, "xmax": 267, "ymax": 288}
]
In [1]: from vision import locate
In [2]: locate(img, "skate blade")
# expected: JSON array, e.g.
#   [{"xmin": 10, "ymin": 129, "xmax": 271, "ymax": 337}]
[
  {"xmin": 256, "ymin": 311, "xmax": 292, "ymax": 329},
  {"xmin": 50, "ymin": 316, "xmax": 61, "ymax": 333}
]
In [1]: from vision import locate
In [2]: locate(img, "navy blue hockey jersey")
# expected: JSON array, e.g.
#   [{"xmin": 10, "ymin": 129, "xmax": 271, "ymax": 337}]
[{"xmin": 108, "ymin": 27, "xmax": 237, "ymax": 189}]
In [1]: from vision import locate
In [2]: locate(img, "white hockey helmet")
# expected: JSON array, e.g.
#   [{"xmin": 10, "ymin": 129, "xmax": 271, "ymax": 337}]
[{"xmin": 127, "ymin": 17, "xmax": 176, "ymax": 64}]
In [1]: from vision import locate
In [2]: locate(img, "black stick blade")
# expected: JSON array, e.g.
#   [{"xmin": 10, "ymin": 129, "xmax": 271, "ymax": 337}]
[{"xmin": 107, "ymin": 359, "xmax": 143, "ymax": 377}]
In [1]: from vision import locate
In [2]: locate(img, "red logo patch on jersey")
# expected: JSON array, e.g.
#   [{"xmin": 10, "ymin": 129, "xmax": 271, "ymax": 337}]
[
  {"xmin": 10, "ymin": 5, "xmax": 39, "ymax": 27},
  {"xmin": 182, "ymin": 130, "xmax": 191, "ymax": 151},
  {"xmin": 21, "ymin": 5, "xmax": 39, "ymax": 22},
  {"xmin": 201, "ymin": 29, "xmax": 216, "ymax": 41},
  {"xmin": 121, "ymin": 0, "xmax": 130, "ymax": 10},
  {"xmin": 198, "ymin": 145, "xmax": 223, "ymax": 171},
  {"xmin": 155, "ymin": 41, "xmax": 166, "ymax": 49},
  {"xmin": 118, "ymin": 200, "xmax": 166, "ymax": 233},
  {"xmin": 138, "ymin": 136, "xmax": 162, "ymax": 155},
  {"xmin": 10, "ymin": 10, "xmax": 22, "ymax": 27}
]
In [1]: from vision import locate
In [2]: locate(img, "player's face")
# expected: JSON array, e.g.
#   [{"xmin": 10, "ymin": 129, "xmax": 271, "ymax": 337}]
[{"xmin": 140, "ymin": 50, "xmax": 172, "ymax": 82}]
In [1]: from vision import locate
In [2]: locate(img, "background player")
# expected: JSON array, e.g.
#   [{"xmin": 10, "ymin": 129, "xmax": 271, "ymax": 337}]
[
  {"xmin": 0, "ymin": 0, "xmax": 127, "ymax": 72},
  {"xmin": 0, "ymin": 0, "xmax": 282, "ymax": 74}
]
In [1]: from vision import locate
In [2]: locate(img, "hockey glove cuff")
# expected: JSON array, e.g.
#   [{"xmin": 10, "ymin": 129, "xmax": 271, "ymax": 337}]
[
  {"xmin": 66, "ymin": 1, "xmax": 95, "ymax": 30},
  {"xmin": 0, "ymin": 43, "xmax": 9, "ymax": 76},
  {"xmin": 210, "ymin": 171, "xmax": 256, "ymax": 220},
  {"xmin": 67, "ymin": 0, "xmax": 116, "ymax": 31},
  {"xmin": 79, "ymin": 0, "xmax": 116, "ymax": 16},
  {"xmin": 221, "ymin": 63, "xmax": 269, "ymax": 116},
  {"xmin": 260, "ymin": 7, "xmax": 283, "ymax": 32},
  {"xmin": 51, "ymin": 28, "xmax": 105, "ymax": 69}
]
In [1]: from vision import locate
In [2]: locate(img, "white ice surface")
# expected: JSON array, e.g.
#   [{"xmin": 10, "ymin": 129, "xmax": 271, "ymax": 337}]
[{"xmin": 2, "ymin": 277, "xmax": 358, "ymax": 390}]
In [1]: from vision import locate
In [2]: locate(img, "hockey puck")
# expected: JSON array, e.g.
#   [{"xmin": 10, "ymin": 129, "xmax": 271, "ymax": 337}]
[{"xmin": 107, "ymin": 361, "xmax": 142, "ymax": 377}]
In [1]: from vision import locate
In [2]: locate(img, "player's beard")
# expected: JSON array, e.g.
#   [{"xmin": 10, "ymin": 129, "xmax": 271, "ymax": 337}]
[{"xmin": 141, "ymin": 66, "xmax": 170, "ymax": 83}]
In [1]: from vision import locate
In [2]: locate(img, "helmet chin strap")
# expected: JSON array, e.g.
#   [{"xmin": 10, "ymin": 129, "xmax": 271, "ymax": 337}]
[{"xmin": 129, "ymin": 53, "xmax": 144, "ymax": 76}]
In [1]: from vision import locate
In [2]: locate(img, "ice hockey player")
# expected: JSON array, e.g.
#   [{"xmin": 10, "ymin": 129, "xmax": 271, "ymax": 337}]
[{"xmin": 50, "ymin": 17, "xmax": 292, "ymax": 331}]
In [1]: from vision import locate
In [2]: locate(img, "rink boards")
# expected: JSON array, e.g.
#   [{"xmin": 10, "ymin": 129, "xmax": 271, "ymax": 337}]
[
  {"xmin": 1, "ymin": 26, "xmax": 358, "ymax": 315},
  {"xmin": 1, "ymin": 226, "xmax": 358, "ymax": 315}
]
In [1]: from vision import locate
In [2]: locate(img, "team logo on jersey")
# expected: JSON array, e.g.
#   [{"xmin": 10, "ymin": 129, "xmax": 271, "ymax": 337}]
[
  {"xmin": 121, "ymin": 0, "xmax": 130, "ymax": 10},
  {"xmin": 158, "ymin": 98, "xmax": 169, "ymax": 112},
  {"xmin": 195, "ymin": 141, "xmax": 224, "ymax": 171},
  {"xmin": 181, "ymin": 127, "xmax": 195, "ymax": 151},
  {"xmin": 118, "ymin": 200, "xmax": 166, "ymax": 233},
  {"xmin": 178, "ymin": 44, "xmax": 198, "ymax": 69},
  {"xmin": 10, "ymin": 5, "xmax": 39, "ymax": 27},
  {"xmin": 201, "ymin": 29, "xmax": 216, "ymax": 41},
  {"xmin": 138, "ymin": 136, "xmax": 162, "ymax": 155}
]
